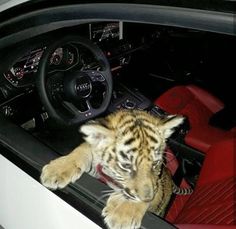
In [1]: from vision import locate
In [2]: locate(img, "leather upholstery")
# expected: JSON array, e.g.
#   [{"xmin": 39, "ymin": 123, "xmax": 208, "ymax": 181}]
[
  {"xmin": 155, "ymin": 85, "xmax": 224, "ymax": 116},
  {"xmin": 185, "ymin": 126, "xmax": 233, "ymax": 153},
  {"xmin": 165, "ymin": 148, "xmax": 192, "ymax": 222},
  {"xmin": 176, "ymin": 225, "xmax": 236, "ymax": 229},
  {"xmin": 172, "ymin": 138, "xmax": 236, "ymax": 227},
  {"xmin": 154, "ymin": 85, "xmax": 233, "ymax": 152}
]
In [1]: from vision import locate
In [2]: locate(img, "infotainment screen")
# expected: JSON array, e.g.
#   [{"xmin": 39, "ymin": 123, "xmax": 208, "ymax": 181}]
[{"xmin": 89, "ymin": 22, "xmax": 123, "ymax": 42}]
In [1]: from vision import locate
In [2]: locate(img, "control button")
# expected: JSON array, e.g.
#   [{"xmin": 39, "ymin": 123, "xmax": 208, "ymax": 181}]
[
  {"xmin": 124, "ymin": 100, "xmax": 136, "ymax": 109},
  {"xmin": 2, "ymin": 105, "xmax": 13, "ymax": 117},
  {"xmin": 89, "ymin": 72, "xmax": 105, "ymax": 82},
  {"xmin": 95, "ymin": 73, "xmax": 105, "ymax": 82},
  {"xmin": 85, "ymin": 112, "xmax": 92, "ymax": 117}
]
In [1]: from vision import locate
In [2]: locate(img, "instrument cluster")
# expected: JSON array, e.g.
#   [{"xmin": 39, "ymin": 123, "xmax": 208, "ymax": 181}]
[{"xmin": 4, "ymin": 44, "xmax": 79, "ymax": 87}]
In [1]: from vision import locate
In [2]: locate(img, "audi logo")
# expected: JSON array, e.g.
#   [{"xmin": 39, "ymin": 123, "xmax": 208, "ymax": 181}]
[{"xmin": 76, "ymin": 83, "xmax": 90, "ymax": 92}]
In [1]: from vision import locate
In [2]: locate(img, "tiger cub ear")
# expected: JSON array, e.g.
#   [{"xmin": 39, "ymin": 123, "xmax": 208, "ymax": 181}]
[
  {"xmin": 80, "ymin": 121, "xmax": 115, "ymax": 148},
  {"xmin": 159, "ymin": 115, "xmax": 185, "ymax": 139}
]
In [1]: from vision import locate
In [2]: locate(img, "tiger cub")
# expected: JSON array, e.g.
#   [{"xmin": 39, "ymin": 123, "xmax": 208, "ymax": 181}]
[{"xmin": 41, "ymin": 109, "xmax": 192, "ymax": 229}]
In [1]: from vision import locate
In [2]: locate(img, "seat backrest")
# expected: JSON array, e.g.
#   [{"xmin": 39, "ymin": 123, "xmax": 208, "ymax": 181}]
[
  {"xmin": 155, "ymin": 85, "xmax": 224, "ymax": 126},
  {"xmin": 186, "ymin": 85, "xmax": 224, "ymax": 114},
  {"xmin": 155, "ymin": 85, "xmax": 228, "ymax": 152},
  {"xmin": 196, "ymin": 138, "xmax": 235, "ymax": 187}
]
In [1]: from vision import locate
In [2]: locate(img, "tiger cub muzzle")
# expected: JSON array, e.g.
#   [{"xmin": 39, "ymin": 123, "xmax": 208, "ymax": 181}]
[
  {"xmin": 121, "ymin": 166, "xmax": 157, "ymax": 202},
  {"xmin": 123, "ymin": 181, "xmax": 155, "ymax": 202}
]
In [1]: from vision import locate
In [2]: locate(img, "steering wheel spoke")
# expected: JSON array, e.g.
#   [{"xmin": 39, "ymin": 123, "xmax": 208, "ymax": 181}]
[
  {"xmin": 47, "ymin": 72, "xmax": 65, "ymax": 98},
  {"xmin": 61, "ymin": 101, "xmax": 81, "ymax": 116},
  {"xmin": 85, "ymin": 99, "xmax": 92, "ymax": 110},
  {"xmin": 62, "ymin": 99, "xmax": 95, "ymax": 123}
]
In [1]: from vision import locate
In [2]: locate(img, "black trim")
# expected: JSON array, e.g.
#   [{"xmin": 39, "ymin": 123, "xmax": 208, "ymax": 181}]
[
  {"xmin": 0, "ymin": 4, "xmax": 235, "ymax": 49},
  {"xmin": 1, "ymin": 0, "xmax": 235, "ymax": 22},
  {"xmin": 168, "ymin": 138, "xmax": 205, "ymax": 163}
]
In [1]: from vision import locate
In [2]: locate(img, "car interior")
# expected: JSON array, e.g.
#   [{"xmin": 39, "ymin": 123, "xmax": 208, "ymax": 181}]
[{"xmin": 0, "ymin": 3, "xmax": 235, "ymax": 228}]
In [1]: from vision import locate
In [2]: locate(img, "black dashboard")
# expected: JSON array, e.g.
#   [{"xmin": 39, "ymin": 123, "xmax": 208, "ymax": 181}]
[
  {"xmin": 0, "ymin": 21, "xmax": 145, "ymax": 122},
  {"xmin": 2, "ymin": 22, "xmax": 140, "ymax": 84},
  {"xmin": 4, "ymin": 45, "xmax": 79, "ymax": 88}
]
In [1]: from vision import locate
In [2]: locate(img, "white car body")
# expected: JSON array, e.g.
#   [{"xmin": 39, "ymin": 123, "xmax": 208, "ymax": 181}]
[{"xmin": 0, "ymin": 155, "xmax": 101, "ymax": 229}]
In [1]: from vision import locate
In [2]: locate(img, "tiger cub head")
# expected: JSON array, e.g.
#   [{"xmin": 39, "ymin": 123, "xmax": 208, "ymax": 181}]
[{"xmin": 80, "ymin": 110, "xmax": 184, "ymax": 202}]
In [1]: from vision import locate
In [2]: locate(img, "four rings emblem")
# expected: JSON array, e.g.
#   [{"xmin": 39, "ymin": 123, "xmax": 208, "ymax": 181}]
[
  {"xmin": 76, "ymin": 83, "xmax": 91, "ymax": 92},
  {"xmin": 75, "ymin": 79, "xmax": 92, "ymax": 98}
]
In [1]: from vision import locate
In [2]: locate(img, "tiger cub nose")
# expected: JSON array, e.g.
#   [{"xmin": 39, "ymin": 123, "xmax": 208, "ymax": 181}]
[{"xmin": 140, "ymin": 184, "xmax": 154, "ymax": 202}]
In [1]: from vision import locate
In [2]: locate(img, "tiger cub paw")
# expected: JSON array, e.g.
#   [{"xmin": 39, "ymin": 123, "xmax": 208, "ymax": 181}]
[
  {"xmin": 40, "ymin": 156, "xmax": 83, "ymax": 190},
  {"xmin": 102, "ymin": 193, "xmax": 148, "ymax": 229}
]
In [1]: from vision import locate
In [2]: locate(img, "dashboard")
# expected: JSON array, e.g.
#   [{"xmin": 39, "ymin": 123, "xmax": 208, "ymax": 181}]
[
  {"xmin": 2, "ymin": 22, "xmax": 125, "ymax": 89},
  {"xmin": 4, "ymin": 44, "xmax": 79, "ymax": 87},
  {"xmin": 4, "ymin": 48, "xmax": 44, "ymax": 87},
  {"xmin": 0, "ymin": 21, "xmax": 142, "ymax": 120}
]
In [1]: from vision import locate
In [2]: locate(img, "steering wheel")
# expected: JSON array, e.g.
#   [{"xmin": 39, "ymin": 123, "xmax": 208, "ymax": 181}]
[{"xmin": 36, "ymin": 36, "xmax": 113, "ymax": 126}]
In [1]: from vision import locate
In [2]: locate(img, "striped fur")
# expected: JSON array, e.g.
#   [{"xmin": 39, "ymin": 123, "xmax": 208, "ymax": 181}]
[
  {"xmin": 81, "ymin": 110, "xmax": 192, "ymax": 216},
  {"xmin": 41, "ymin": 109, "xmax": 192, "ymax": 229},
  {"xmin": 172, "ymin": 183, "xmax": 193, "ymax": 195}
]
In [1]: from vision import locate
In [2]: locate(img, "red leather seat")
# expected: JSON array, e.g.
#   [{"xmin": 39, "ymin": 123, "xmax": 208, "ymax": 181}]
[
  {"xmin": 154, "ymin": 85, "xmax": 234, "ymax": 152},
  {"xmin": 167, "ymin": 138, "xmax": 235, "ymax": 227}
]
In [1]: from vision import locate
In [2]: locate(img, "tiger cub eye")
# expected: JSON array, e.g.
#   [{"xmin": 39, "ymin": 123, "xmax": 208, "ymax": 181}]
[{"xmin": 118, "ymin": 162, "xmax": 132, "ymax": 171}]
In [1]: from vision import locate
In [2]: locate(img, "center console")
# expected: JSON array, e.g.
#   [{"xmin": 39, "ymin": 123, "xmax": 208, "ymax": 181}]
[
  {"xmin": 109, "ymin": 84, "xmax": 170, "ymax": 119},
  {"xmin": 108, "ymin": 84, "xmax": 152, "ymax": 112}
]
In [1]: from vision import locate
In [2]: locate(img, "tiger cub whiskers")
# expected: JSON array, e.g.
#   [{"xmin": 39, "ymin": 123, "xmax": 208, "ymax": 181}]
[{"xmin": 40, "ymin": 109, "xmax": 192, "ymax": 229}]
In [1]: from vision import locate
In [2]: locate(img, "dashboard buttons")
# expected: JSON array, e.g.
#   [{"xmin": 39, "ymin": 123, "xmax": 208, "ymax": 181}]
[
  {"xmin": 124, "ymin": 100, "xmax": 136, "ymax": 109},
  {"xmin": 4, "ymin": 71, "xmax": 19, "ymax": 86},
  {"xmin": 14, "ymin": 67, "xmax": 24, "ymax": 79},
  {"xmin": 89, "ymin": 71, "xmax": 105, "ymax": 82},
  {"xmin": 2, "ymin": 105, "xmax": 13, "ymax": 117}
]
